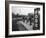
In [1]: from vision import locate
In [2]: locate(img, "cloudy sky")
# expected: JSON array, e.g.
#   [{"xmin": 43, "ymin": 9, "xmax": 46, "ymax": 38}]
[{"xmin": 12, "ymin": 6, "xmax": 34, "ymax": 15}]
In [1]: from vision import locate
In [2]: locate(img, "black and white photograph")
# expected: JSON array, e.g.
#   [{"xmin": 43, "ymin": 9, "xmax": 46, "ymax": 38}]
[
  {"xmin": 5, "ymin": 1, "xmax": 45, "ymax": 37},
  {"xmin": 12, "ymin": 6, "xmax": 40, "ymax": 31}
]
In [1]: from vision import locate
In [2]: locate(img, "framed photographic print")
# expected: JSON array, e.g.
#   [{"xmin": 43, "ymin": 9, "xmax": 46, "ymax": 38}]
[{"xmin": 5, "ymin": 1, "xmax": 45, "ymax": 37}]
